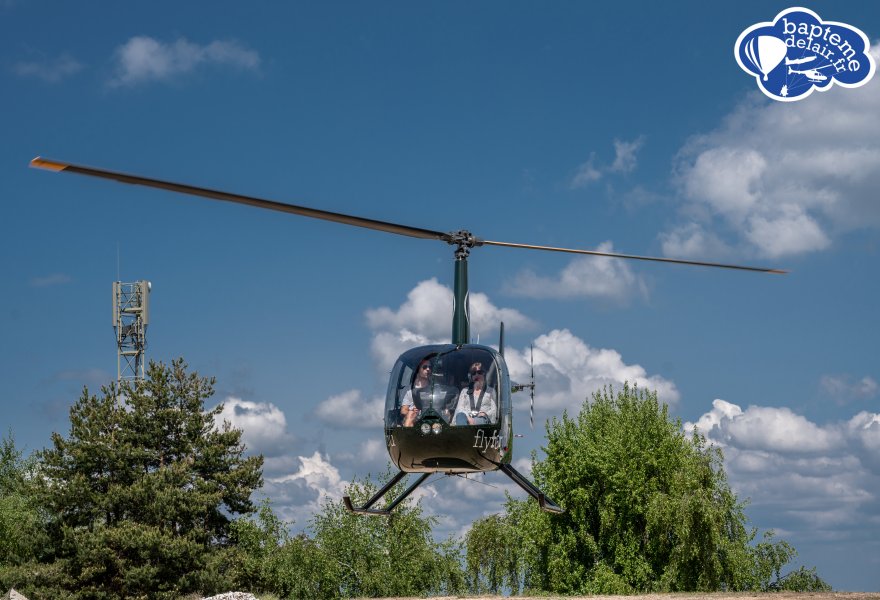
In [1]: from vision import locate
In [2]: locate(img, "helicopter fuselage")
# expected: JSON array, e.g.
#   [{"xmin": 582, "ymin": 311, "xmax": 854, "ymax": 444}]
[
  {"xmin": 387, "ymin": 422, "xmax": 508, "ymax": 473},
  {"xmin": 383, "ymin": 343, "xmax": 513, "ymax": 473}
]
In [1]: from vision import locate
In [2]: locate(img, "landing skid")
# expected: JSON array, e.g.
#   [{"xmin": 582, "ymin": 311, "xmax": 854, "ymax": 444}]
[
  {"xmin": 343, "ymin": 464, "xmax": 563, "ymax": 515},
  {"xmin": 343, "ymin": 471, "xmax": 431, "ymax": 516},
  {"xmin": 498, "ymin": 462, "xmax": 564, "ymax": 514}
]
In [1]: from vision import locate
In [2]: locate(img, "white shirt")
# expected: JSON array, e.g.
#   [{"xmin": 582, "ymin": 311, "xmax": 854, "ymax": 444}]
[
  {"xmin": 401, "ymin": 383, "xmax": 430, "ymax": 410},
  {"xmin": 453, "ymin": 386, "xmax": 497, "ymax": 423}
]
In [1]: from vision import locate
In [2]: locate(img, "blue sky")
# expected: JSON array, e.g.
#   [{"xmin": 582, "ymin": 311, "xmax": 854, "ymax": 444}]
[{"xmin": 2, "ymin": 0, "xmax": 879, "ymax": 591}]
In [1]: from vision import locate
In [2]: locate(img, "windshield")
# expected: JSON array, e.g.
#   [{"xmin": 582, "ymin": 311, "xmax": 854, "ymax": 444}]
[{"xmin": 385, "ymin": 346, "xmax": 500, "ymax": 428}]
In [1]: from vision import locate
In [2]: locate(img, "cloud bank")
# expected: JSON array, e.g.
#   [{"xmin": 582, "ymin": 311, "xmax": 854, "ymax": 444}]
[
  {"xmin": 265, "ymin": 451, "xmax": 349, "ymax": 526},
  {"xmin": 666, "ymin": 43, "xmax": 880, "ymax": 259},
  {"xmin": 365, "ymin": 280, "xmax": 677, "ymax": 414},
  {"xmin": 686, "ymin": 400, "xmax": 880, "ymax": 545}
]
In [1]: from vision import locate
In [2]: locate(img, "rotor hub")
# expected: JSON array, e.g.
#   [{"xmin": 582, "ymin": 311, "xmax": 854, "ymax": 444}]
[{"xmin": 447, "ymin": 229, "xmax": 481, "ymax": 259}]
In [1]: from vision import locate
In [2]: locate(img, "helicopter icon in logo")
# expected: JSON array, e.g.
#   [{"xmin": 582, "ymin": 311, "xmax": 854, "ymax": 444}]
[{"xmin": 788, "ymin": 64, "xmax": 833, "ymax": 83}]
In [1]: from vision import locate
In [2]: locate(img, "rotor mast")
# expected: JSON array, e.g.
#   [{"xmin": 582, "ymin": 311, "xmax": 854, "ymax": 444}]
[{"xmin": 449, "ymin": 230, "xmax": 480, "ymax": 345}]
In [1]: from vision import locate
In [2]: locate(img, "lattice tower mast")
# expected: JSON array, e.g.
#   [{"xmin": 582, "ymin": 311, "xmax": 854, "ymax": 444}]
[{"xmin": 113, "ymin": 280, "xmax": 150, "ymax": 383}]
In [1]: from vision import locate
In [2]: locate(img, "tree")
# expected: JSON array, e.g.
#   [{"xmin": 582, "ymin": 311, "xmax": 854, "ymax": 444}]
[
  {"xmin": 224, "ymin": 473, "xmax": 466, "ymax": 599},
  {"xmin": 16, "ymin": 359, "xmax": 264, "ymax": 599},
  {"xmin": 468, "ymin": 384, "xmax": 828, "ymax": 594},
  {"xmin": 226, "ymin": 499, "xmax": 340, "ymax": 599},
  {"xmin": 464, "ymin": 513, "xmax": 519, "ymax": 594},
  {"xmin": 0, "ymin": 431, "xmax": 49, "ymax": 587},
  {"xmin": 309, "ymin": 473, "xmax": 466, "ymax": 599},
  {"xmin": 749, "ymin": 531, "xmax": 830, "ymax": 592}
]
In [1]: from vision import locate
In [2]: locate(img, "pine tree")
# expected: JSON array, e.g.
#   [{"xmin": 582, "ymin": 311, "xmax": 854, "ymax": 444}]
[{"xmin": 34, "ymin": 359, "xmax": 263, "ymax": 599}]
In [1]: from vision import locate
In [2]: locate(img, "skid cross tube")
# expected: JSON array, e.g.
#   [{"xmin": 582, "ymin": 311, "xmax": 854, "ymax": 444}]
[
  {"xmin": 343, "ymin": 471, "xmax": 432, "ymax": 516},
  {"xmin": 498, "ymin": 462, "xmax": 564, "ymax": 514}
]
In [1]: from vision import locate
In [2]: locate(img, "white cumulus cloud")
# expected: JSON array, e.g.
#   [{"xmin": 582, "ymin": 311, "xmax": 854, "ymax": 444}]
[
  {"xmin": 506, "ymin": 241, "xmax": 649, "ymax": 301},
  {"xmin": 505, "ymin": 328, "xmax": 679, "ymax": 412},
  {"xmin": 266, "ymin": 451, "xmax": 349, "ymax": 525},
  {"xmin": 214, "ymin": 397, "xmax": 292, "ymax": 456},
  {"xmin": 110, "ymin": 36, "xmax": 260, "ymax": 86},
  {"xmin": 685, "ymin": 400, "xmax": 880, "ymax": 547},
  {"xmin": 668, "ymin": 42, "xmax": 880, "ymax": 259},
  {"xmin": 271, "ymin": 451, "xmax": 347, "ymax": 493},
  {"xmin": 365, "ymin": 278, "xmax": 534, "ymax": 370},
  {"xmin": 363, "ymin": 282, "xmax": 677, "ymax": 419},
  {"xmin": 691, "ymin": 403, "xmax": 842, "ymax": 453},
  {"xmin": 660, "ymin": 223, "xmax": 733, "ymax": 260},
  {"xmin": 313, "ymin": 389, "xmax": 384, "ymax": 429}
]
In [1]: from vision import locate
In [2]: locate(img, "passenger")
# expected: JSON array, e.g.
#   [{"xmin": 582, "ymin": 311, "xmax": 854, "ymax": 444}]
[
  {"xmin": 401, "ymin": 359, "xmax": 432, "ymax": 427},
  {"xmin": 454, "ymin": 362, "xmax": 497, "ymax": 425}
]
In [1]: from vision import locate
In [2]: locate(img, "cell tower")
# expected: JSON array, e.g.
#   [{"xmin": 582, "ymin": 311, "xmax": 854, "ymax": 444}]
[{"xmin": 113, "ymin": 280, "xmax": 150, "ymax": 383}]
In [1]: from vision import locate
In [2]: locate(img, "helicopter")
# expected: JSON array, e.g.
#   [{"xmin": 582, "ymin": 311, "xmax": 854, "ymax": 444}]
[
  {"xmin": 788, "ymin": 63, "xmax": 834, "ymax": 82},
  {"xmin": 30, "ymin": 156, "xmax": 785, "ymax": 515}
]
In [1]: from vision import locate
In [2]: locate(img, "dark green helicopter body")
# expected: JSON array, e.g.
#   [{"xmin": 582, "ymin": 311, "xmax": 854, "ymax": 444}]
[
  {"xmin": 385, "ymin": 343, "xmax": 513, "ymax": 473},
  {"xmin": 30, "ymin": 156, "xmax": 784, "ymax": 516},
  {"xmin": 385, "ymin": 247, "xmax": 512, "ymax": 474}
]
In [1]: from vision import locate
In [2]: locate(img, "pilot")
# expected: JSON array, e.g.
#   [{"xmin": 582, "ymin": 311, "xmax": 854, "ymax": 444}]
[
  {"xmin": 401, "ymin": 359, "xmax": 433, "ymax": 427},
  {"xmin": 453, "ymin": 362, "xmax": 496, "ymax": 425}
]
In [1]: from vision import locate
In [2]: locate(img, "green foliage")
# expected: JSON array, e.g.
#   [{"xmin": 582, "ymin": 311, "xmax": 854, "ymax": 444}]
[
  {"xmin": 750, "ymin": 531, "xmax": 797, "ymax": 591},
  {"xmin": 222, "ymin": 474, "xmax": 465, "ymax": 599},
  {"xmin": 467, "ymin": 383, "xmax": 828, "ymax": 594},
  {"xmin": 0, "ymin": 431, "xmax": 51, "ymax": 591},
  {"xmin": 7, "ymin": 364, "xmax": 833, "ymax": 598},
  {"xmin": 309, "ymin": 474, "xmax": 466, "ymax": 599},
  {"xmin": 227, "ymin": 499, "xmax": 340, "ymax": 599},
  {"xmin": 14, "ymin": 359, "xmax": 264, "ymax": 599},
  {"xmin": 528, "ymin": 384, "xmax": 751, "ymax": 592},
  {"xmin": 464, "ymin": 513, "xmax": 519, "ymax": 594},
  {"xmin": 747, "ymin": 531, "xmax": 831, "ymax": 592},
  {"xmin": 779, "ymin": 566, "xmax": 832, "ymax": 592}
]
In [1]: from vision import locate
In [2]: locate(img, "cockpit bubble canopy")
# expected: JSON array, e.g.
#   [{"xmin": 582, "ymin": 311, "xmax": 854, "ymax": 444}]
[{"xmin": 385, "ymin": 345, "xmax": 503, "ymax": 428}]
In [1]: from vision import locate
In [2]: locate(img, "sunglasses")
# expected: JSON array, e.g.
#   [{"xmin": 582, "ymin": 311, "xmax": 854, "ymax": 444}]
[
  {"xmin": 470, "ymin": 369, "xmax": 484, "ymax": 375},
  {"xmin": 420, "ymin": 364, "xmax": 432, "ymax": 370}
]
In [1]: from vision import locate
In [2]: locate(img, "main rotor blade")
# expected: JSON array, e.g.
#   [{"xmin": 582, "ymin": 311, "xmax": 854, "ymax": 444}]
[
  {"xmin": 30, "ymin": 157, "xmax": 451, "ymax": 242},
  {"xmin": 30, "ymin": 157, "xmax": 786, "ymax": 274},
  {"xmin": 481, "ymin": 240, "xmax": 786, "ymax": 274}
]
